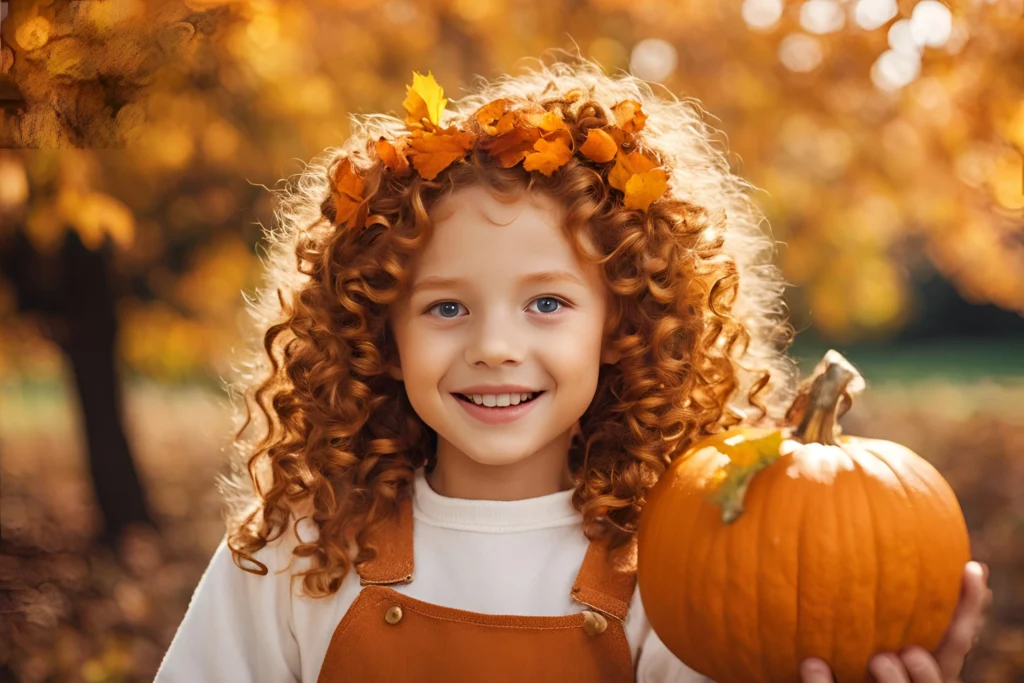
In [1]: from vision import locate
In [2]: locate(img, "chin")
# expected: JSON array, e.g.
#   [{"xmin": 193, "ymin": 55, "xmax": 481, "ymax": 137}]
[{"xmin": 461, "ymin": 446, "xmax": 539, "ymax": 468}]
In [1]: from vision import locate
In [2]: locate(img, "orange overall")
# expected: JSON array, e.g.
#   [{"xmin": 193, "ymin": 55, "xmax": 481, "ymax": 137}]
[{"xmin": 316, "ymin": 495, "xmax": 639, "ymax": 683}]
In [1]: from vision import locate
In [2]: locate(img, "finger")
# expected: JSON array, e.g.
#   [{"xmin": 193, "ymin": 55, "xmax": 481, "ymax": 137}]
[
  {"xmin": 935, "ymin": 562, "xmax": 987, "ymax": 677},
  {"xmin": 800, "ymin": 658, "xmax": 835, "ymax": 683},
  {"xmin": 899, "ymin": 647, "xmax": 943, "ymax": 683},
  {"xmin": 870, "ymin": 653, "xmax": 911, "ymax": 683}
]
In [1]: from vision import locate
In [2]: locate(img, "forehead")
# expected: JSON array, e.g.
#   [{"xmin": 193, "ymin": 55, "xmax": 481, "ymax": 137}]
[{"xmin": 414, "ymin": 185, "xmax": 585, "ymax": 276}]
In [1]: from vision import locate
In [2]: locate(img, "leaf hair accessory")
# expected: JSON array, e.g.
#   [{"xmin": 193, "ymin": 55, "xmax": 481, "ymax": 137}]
[{"xmin": 330, "ymin": 71, "xmax": 669, "ymax": 230}]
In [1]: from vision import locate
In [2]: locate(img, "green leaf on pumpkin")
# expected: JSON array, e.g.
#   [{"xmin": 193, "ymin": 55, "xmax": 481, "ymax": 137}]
[{"xmin": 708, "ymin": 429, "xmax": 785, "ymax": 524}]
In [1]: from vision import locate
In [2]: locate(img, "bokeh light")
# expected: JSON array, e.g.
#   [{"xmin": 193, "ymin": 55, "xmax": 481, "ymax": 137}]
[
  {"xmin": 853, "ymin": 0, "xmax": 898, "ymax": 31},
  {"xmin": 629, "ymin": 38, "xmax": 678, "ymax": 82},
  {"xmin": 779, "ymin": 33, "xmax": 824, "ymax": 72},
  {"xmin": 871, "ymin": 48, "xmax": 921, "ymax": 91},
  {"xmin": 910, "ymin": 0, "xmax": 953, "ymax": 49},
  {"xmin": 741, "ymin": 0, "xmax": 784, "ymax": 31},
  {"xmin": 800, "ymin": 0, "xmax": 846, "ymax": 34},
  {"xmin": 888, "ymin": 19, "xmax": 920, "ymax": 55}
]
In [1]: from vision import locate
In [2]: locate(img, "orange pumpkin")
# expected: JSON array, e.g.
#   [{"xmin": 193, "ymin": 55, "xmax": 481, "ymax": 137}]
[{"xmin": 637, "ymin": 351, "xmax": 970, "ymax": 683}]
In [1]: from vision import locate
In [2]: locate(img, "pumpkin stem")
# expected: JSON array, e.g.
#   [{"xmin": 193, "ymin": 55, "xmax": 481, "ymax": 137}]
[{"xmin": 792, "ymin": 350, "xmax": 866, "ymax": 446}]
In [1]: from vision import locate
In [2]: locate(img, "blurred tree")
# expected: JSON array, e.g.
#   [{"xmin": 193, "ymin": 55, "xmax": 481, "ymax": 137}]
[{"xmin": 0, "ymin": 226, "xmax": 154, "ymax": 545}]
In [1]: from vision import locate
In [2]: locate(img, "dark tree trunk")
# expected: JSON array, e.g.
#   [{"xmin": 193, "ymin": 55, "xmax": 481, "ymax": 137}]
[{"xmin": 1, "ymin": 229, "xmax": 155, "ymax": 545}]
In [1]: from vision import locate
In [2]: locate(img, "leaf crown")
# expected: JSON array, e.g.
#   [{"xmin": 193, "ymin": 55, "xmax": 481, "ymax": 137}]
[{"xmin": 330, "ymin": 71, "xmax": 670, "ymax": 230}]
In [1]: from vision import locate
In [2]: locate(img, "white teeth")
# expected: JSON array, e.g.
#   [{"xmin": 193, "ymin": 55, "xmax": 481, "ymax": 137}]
[{"xmin": 467, "ymin": 392, "xmax": 537, "ymax": 407}]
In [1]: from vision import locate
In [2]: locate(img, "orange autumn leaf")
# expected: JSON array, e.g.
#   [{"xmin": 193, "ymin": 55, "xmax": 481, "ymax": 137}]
[
  {"xmin": 623, "ymin": 167, "xmax": 668, "ymax": 211},
  {"xmin": 407, "ymin": 128, "xmax": 475, "ymax": 180},
  {"xmin": 481, "ymin": 125, "xmax": 542, "ymax": 168},
  {"xmin": 403, "ymin": 71, "xmax": 447, "ymax": 129},
  {"xmin": 476, "ymin": 99, "xmax": 508, "ymax": 135},
  {"xmin": 612, "ymin": 100, "xmax": 648, "ymax": 134},
  {"xmin": 608, "ymin": 150, "xmax": 657, "ymax": 191},
  {"xmin": 580, "ymin": 128, "xmax": 618, "ymax": 163},
  {"xmin": 608, "ymin": 150, "xmax": 667, "ymax": 211},
  {"xmin": 376, "ymin": 138, "xmax": 411, "ymax": 176},
  {"xmin": 495, "ymin": 111, "xmax": 519, "ymax": 135},
  {"xmin": 523, "ymin": 135, "xmax": 572, "ymax": 176},
  {"xmin": 330, "ymin": 158, "xmax": 366, "ymax": 227},
  {"xmin": 525, "ymin": 110, "xmax": 570, "ymax": 135}
]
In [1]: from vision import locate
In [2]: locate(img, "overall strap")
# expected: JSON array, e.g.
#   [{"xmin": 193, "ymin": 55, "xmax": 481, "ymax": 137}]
[
  {"xmin": 353, "ymin": 494, "xmax": 415, "ymax": 586},
  {"xmin": 570, "ymin": 534, "xmax": 638, "ymax": 622}
]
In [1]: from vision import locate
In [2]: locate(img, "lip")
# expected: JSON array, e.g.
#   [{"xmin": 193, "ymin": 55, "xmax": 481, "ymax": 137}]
[
  {"xmin": 451, "ymin": 391, "xmax": 545, "ymax": 425},
  {"xmin": 452, "ymin": 384, "xmax": 542, "ymax": 394}
]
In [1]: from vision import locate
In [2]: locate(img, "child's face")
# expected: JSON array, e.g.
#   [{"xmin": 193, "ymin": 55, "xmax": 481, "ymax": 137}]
[{"xmin": 388, "ymin": 185, "xmax": 617, "ymax": 476}]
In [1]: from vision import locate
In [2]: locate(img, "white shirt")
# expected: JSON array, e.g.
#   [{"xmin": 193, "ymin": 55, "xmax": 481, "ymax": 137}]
[{"xmin": 155, "ymin": 468, "xmax": 708, "ymax": 682}]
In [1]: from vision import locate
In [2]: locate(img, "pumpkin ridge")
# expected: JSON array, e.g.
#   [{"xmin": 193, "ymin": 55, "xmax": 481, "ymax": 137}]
[
  {"xmin": 687, "ymin": 484, "xmax": 725, "ymax": 678},
  {"xmin": 851, "ymin": 451, "xmax": 881, "ymax": 669},
  {"xmin": 755, "ymin": 464, "xmax": 780, "ymax": 683},
  {"xmin": 748, "ymin": 461, "xmax": 771, "ymax": 683},
  {"xmin": 761, "ymin": 457, "xmax": 805, "ymax": 681},
  {"xmin": 724, "ymin": 466, "xmax": 765, "ymax": 683},
  {"xmin": 713, "ymin": 525, "xmax": 735, "ymax": 683},
  {"xmin": 797, "ymin": 460, "xmax": 842, "ymax": 669},
  {"xmin": 673, "ymin": 462, "xmax": 709, "ymax": 668},
  {"xmin": 872, "ymin": 445, "xmax": 967, "ymax": 650},
  {"xmin": 905, "ymin": 453, "xmax": 971, "ymax": 648},
  {"xmin": 823, "ymin": 456, "xmax": 847, "ymax": 675},
  {"xmin": 868, "ymin": 447, "xmax": 923, "ymax": 650},
  {"xmin": 795, "ymin": 476, "xmax": 810, "ymax": 672}
]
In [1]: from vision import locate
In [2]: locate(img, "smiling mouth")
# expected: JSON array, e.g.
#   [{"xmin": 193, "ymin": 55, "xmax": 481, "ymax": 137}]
[{"xmin": 452, "ymin": 391, "xmax": 545, "ymax": 407}]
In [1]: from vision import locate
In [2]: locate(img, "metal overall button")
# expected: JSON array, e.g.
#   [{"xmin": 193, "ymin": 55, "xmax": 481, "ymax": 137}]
[{"xmin": 384, "ymin": 605, "xmax": 403, "ymax": 625}]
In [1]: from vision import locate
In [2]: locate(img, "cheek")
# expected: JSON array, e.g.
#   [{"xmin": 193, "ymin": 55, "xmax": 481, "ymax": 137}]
[
  {"xmin": 543, "ymin": 326, "xmax": 604, "ymax": 383},
  {"xmin": 397, "ymin": 330, "xmax": 457, "ymax": 389}
]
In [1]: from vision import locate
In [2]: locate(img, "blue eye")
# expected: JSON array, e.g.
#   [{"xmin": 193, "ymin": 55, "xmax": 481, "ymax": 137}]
[
  {"xmin": 428, "ymin": 301, "xmax": 465, "ymax": 318},
  {"xmin": 530, "ymin": 297, "xmax": 564, "ymax": 314}
]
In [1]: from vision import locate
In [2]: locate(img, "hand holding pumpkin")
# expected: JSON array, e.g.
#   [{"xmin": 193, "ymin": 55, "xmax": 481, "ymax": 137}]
[{"xmin": 799, "ymin": 561, "xmax": 992, "ymax": 683}]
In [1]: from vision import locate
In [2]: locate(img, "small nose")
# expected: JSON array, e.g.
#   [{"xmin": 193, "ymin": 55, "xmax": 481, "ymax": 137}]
[{"xmin": 464, "ymin": 311, "xmax": 525, "ymax": 367}]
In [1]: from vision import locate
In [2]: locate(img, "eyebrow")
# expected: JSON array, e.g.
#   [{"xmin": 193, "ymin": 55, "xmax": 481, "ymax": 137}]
[{"xmin": 411, "ymin": 270, "xmax": 586, "ymax": 294}]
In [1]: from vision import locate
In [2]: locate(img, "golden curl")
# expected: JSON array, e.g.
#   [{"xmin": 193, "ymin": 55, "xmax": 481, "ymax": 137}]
[{"xmin": 220, "ymin": 57, "xmax": 799, "ymax": 599}]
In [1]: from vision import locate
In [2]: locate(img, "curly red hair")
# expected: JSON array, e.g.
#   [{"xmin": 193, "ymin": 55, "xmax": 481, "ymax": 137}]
[{"xmin": 219, "ymin": 58, "xmax": 798, "ymax": 598}]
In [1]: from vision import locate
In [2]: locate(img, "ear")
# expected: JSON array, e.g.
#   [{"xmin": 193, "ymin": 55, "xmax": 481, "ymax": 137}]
[{"xmin": 387, "ymin": 363, "xmax": 404, "ymax": 381}]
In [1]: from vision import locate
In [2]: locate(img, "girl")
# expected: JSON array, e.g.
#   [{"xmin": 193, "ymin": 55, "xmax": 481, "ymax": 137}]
[{"xmin": 155, "ymin": 59, "xmax": 990, "ymax": 682}]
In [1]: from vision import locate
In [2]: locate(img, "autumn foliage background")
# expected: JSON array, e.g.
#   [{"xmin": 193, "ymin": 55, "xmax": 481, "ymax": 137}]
[{"xmin": 0, "ymin": 0, "xmax": 1022, "ymax": 681}]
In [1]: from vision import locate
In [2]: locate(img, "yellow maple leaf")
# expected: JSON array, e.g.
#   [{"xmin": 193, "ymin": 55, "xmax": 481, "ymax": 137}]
[
  {"xmin": 623, "ymin": 168, "xmax": 668, "ymax": 211},
  {"xmin": 579, "ymin": 128, "xmax": 618, "ymax": 163},
  {"xmin": 403, "ymin": 71, "xmax": 447, "ymax": 129},
  {"xmin": 523, "ymin": 135, "xmax": 572, "ymax": 176},
  {"xmin": 407, "ymin": 128, "xmax": 475, "ymax": 180}
]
